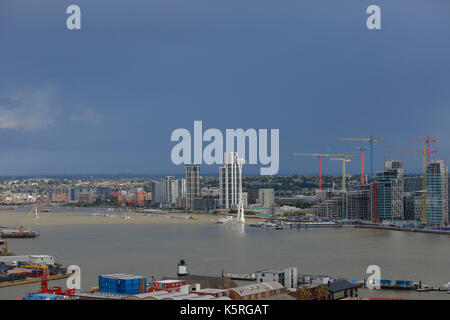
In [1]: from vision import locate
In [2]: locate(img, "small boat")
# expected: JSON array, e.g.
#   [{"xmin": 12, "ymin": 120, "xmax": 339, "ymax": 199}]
[
  {"xmin": 216, "ymin": 216, "xmax": 233, "ymax": 224},
  {"xmin": 262, "ymin": 222, "xmax": 283, "ymax": 230},
  {"xmin": 249, "ymin": 223, "xmax": 264, "ymax": 227}
]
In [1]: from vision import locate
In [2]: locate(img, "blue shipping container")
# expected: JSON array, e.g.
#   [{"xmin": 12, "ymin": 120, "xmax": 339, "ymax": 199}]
[{"xmin": 98, "ymin": 275, "xmax": 146, "ymax": 294}]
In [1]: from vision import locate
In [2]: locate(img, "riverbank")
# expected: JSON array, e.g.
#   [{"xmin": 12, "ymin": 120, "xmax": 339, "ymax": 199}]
[
  {"xmin": 0, "ymin": 209, "xmax": 264, "ymax": 227},
  {"xmin": 0, "ymin": 273, "xmax": 70, "ymax": 288},
  {"xmin": 354, "ymin": 224, "xmax": 450, "ymax": 235}
]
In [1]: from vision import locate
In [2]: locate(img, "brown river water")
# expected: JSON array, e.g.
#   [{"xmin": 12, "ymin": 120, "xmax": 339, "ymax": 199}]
[{"xmin": 0, "ymin": 207, "xmax": 449, "ymax": 300}]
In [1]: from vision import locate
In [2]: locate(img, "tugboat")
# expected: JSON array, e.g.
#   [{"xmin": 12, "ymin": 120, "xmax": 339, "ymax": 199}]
[{"xmin": 177, "ymin": 258, "xmax": 189, "ymax": 276}]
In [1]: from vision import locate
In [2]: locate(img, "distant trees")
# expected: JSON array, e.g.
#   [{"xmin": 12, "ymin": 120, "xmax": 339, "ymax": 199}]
[{"xmin": 289, "ymin": 285, "xmax": 329, "ymax": 300}]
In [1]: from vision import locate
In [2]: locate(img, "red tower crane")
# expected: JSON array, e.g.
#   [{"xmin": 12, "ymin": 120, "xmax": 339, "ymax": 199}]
[
  {"xmin": 411, "ymin": 136, "xmax": 436, "ymax": 165},
  {"xmin": 294, "ymin": 153, "xmax": 353, "ymax": 190}
]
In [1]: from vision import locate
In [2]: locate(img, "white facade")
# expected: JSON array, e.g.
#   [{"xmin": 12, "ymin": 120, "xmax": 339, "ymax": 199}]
[
  {"xmin": 0, "ymin": 255, "xmax": 54, "ymax": 266},
  {"xmin": 30, "ymin": 255, "xmax": 55, "ymax": 266},
  {"xmin": 219, "ymin": 152, "xmax": 242, "ymax": 209},
  {"xmin": 255, "ymin": 267, "xmax": 298, "ymax": 290},
  {"xmin": 170, "ymin": 178, "xmax": 186, "ymax": 205},
  {"xmin": 258, "ymin": 189, "xmax": 275, "ymax": 208}
]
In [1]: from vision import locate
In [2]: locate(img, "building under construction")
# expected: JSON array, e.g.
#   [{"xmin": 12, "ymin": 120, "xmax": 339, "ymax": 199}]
[
  {"xmin": 346, "ymin": 185, "xmax": 371, "ymax": 221},
  {"xmin": 310, "ymin": 190, "xmax": 343, "ymax": 220},
  {"xmin": 311, "ymin": 185, "xmax": 372, "ymax": 221}
]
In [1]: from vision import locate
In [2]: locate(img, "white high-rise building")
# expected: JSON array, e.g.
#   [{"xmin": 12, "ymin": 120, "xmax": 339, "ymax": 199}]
[
  {"xmin": 219, "ymin": 152, "xmax": 246, "ymax": 222},
  {"xmin": 170, "ymin": 178, "xmax": 186, "ymax": 206}
]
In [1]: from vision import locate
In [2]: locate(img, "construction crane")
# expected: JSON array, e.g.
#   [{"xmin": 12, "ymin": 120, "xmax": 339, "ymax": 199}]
[
  {"xmin": 388, "ymin": 146, "xmax": 437, "ymax": 224},
  {"xmin": 411, "ymin": 136, "xmax": 436, "ymax": 165},
  {"xmin": 329, "ymin": 157, "xmax": 353, "ymax": 193},
  {"xmin": 330, "ymin": 157, "xmax": 352, "ymax": 220},
  {"xmin": 356, "ymin": 147, "xmax": 368, "ymax": 185},
  {"xmin": 17, "ymin": 197, "xmax": 41, "ymax": 232},
  {"xmin": 337, "ymin": 136, "xmax": 383, "ymax": 179},
  {"xmin": 294, "ymin": 153, "xmax": 354, "ymax": 190}
]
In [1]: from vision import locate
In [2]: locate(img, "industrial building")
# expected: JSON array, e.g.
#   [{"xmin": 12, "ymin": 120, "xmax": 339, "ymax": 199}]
[
  {"xmin": 228, "ymin": 281, "xmax": 284, "ymax": 300},
  {"xmin": 255, "ymin": 267, "xmax": 298, "ymax": 290}
]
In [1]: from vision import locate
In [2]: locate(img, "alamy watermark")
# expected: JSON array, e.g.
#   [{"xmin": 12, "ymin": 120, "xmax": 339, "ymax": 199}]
[
  {"xmin": 170, "ymin": 121, "xmax": 279, "ymax": 175},
  {"xmin": 63, "ymin": 4, "xmax": 381, "ymax": 31},
  {"xmin": 366, "ymin": 265, "xmax": 381, "ymax": 289}
]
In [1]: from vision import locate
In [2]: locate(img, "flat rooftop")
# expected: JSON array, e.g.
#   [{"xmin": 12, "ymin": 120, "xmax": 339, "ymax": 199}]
[{"xmin": 100, "ymin": 273, "xmax": 145, "ymax": 280}]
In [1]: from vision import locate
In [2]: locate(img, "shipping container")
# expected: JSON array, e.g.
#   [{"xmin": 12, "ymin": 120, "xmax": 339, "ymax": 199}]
[{"xmin": 99, "ymin": 274, "xmax": 146, "ymax": 294}]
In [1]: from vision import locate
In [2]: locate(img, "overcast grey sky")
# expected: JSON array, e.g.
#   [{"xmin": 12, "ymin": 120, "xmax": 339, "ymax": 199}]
[{"xmin": 0, "ymin": 0, "xmax": 449, "ymax": 176}]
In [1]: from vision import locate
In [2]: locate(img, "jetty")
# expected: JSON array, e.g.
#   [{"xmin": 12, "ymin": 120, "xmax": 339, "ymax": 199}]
[{"xmin": 0, "ymin": 273, "xmax": 70, "ymax": 288}]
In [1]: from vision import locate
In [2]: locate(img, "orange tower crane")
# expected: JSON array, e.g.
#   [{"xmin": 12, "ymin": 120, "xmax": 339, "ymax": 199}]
[
  {"xmin": 337, "ymin": 136, "xmax": 383, "ymax": 179},
  {"xmin": 356, "ymin": 147, "xmax": 368, "ymax": 185},
  {"xmin": 388, "ymin": 146, "xmax": 437, "ymax": 224}
]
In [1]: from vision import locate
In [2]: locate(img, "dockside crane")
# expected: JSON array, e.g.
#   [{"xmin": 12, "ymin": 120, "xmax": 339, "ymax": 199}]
[
  {"xmin": 17, "ymin": 197, "xmax": 41, "ymax": 232},
  {"xmin": 388, "ymin": 147, "xmax": 437, "ymax": 224},
  {"xmin": 294, "ymin": 153, "xmax": 354, "ymax": 190},
  {"xmin": 337, "ymin": 136, "xmax": 383, "ymax": 179}
]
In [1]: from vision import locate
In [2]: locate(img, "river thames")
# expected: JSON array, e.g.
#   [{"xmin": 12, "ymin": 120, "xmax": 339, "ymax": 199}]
[{"xmin": 0, "ymin": 208, "xmax": 449, "ymax": 300}]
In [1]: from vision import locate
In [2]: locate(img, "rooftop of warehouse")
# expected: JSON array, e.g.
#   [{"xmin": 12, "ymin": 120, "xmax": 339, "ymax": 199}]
[
  {"xmin": 189, "ymin": 295, "xmax": 231, "ymax": 300},
  {"xmin": 100, "ymin": 273, "xmax": 145, "ymax": 280},
  {"xmin": 73, "ymin": 291, "xmax": 128, "ymax": 300},
  {"xmin": 255, "ymin": 269, "xmax": 286, "ymax": 274},
  {"xmin": 230, "ymin": 281, "xmax": 284, "ymax": 296},
  {"xmin": 324, "ymin": 279, "xmax": 361, "ymax": 293},
  {"xmin": 161, "ymin": 274, "xmax": 237, "ymax": 289},
  {"xmin": 157, "ymin": 279, "xmax": 185, "ymax": 284},
  {"xmin": 195, "ymin": 288, "xmax": 229, "ymax": 294}
]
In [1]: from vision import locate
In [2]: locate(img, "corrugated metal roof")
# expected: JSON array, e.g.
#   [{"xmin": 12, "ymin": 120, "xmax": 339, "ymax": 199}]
[
  {"xmin": 100, "ymin": 273, "xmax": 145, "ymax": 280},
  {"xmin": 230, "ymin": 281, "xmax": 283, "ymax": 296},
  {"xmin": 195, "ymin": 288, "xmax": 228, "ymax": 294}
]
